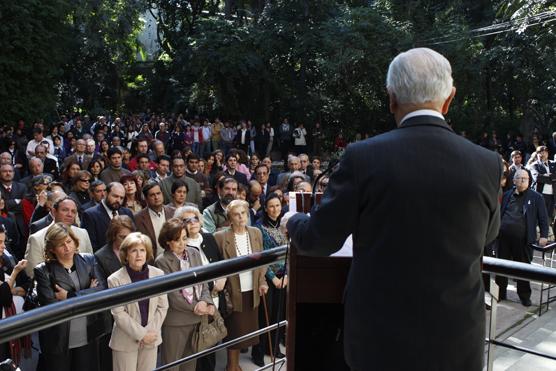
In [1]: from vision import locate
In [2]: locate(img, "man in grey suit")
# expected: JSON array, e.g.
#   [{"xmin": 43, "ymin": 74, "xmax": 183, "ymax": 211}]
[{"xmin": 286, "ymin": 48, "xmax": 501, "ymax": 371}]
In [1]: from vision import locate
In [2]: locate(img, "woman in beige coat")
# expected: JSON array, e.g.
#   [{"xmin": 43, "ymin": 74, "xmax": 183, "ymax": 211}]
[
  {"xmin": 107, "ymin": 232, "xmax": 169, "ymax": 371},
  {"xmin": 155, "ymin": 218, "xmax": 215, "ymax": 371},
  {"xmin": 214, "ymin": 200, "xmax": 268, "ymax": 371}
]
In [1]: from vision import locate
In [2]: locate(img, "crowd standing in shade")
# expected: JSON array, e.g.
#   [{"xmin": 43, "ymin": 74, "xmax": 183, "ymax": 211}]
[{"xmin": 1, "ymin": 111, "xmax": 555, "ymax": 370}]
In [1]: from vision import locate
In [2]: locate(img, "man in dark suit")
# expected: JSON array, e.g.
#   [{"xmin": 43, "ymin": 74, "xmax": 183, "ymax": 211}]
[
  {"xmin": 496, "ymin": 169, "xmax": 548, "ymax": 306},
  {"xmin": 529, "ymin": 145, "xmax": 556, "ymax": 226},
  {"xmin": 81, "ymin": 182, "xmax": 134, "ymax": 251},
  {"xmin": 35, "ymin": 144, "xmax": 59, "ymax": 179},
  {"xmin": 0, "ymin": 164, "xmax": 27, "ymax": 259},
  {"xmin": 286, "ymin": 48, "xmax": 501, "ymax": 371},
  {"xmin": 134, "ymin": 181, "xmax": 175, "ymax": 258},
  {"xmin": 81, "ymin": 180, "xmax": 107, "ymax": 210},
  {"xmin": 223, "ymin": 153, "xmax": 248, "ymax": 186}
]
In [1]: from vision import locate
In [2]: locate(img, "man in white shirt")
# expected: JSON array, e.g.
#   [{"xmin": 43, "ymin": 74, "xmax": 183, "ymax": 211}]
[{"xmin": 26, "ymin": 128, "xmax": 53, "ymax": 158}]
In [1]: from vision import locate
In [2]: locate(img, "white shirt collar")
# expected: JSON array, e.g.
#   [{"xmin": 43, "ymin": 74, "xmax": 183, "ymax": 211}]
[
  {"xmin": 399, "ymin": 109, "xmax": 445, "ymax": 125},
  {"xmin": 102, "ymin": 200, "xmax": 117, "ymax": 219},
  {"xmin": 149, "ymin": 207, "xmax": 165, "ymax": 219}
]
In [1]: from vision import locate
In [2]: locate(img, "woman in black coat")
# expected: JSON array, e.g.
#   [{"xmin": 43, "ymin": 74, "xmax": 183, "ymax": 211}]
[{"xmin": 34, "ymin": 223, "xmax": 106, "ymax": 371}]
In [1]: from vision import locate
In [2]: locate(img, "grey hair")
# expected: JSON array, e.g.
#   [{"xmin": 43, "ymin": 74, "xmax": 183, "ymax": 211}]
[
  {"xmin": 386, "ymin": 48, "xmax": 453, "ymax": 105},
  {"xmin": 174, "ymin": 205, "xmax": 204, "ymax": 225}
]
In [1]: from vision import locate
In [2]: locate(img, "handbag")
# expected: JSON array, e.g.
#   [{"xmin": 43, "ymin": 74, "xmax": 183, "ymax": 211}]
[
  {"xmin": 22, "ymin": 279, "xmax": 39, "ymax": 312},
  {"xmin": 191, "ymin": 310, "xmax": 228, "ymax": 353},
  {"xmin": 218, "ymin": 288, "xmax": 233, "ymax": 318}
]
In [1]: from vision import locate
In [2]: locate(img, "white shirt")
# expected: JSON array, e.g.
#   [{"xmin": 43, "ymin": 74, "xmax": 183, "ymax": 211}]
[
  {"xmin": 235, "ymin": 232, "xmax": 253, "ymax": 292},
  {"xmin": 399, "ymin": 109, "xmax": 445, "ymax": 125},
  {"xmin": 541, "ymin": 162, "xmax": 553, "ymax": 195},
  {"xmin": 102, "ymin": 200, "xmax": 118, "ymax": 219},
  {"xmin": 149, "ymin": 207, "xmax": 166, "ymax": 255}
]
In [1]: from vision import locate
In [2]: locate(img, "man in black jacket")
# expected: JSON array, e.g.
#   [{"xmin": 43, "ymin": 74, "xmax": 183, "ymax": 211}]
[
  {"xmin": 286, "ymin": 48, "xmax": 501, "ymax": 371},
  {"xmin": 496, "ymin": 169, "xmax": 548, "ymax": 306}
]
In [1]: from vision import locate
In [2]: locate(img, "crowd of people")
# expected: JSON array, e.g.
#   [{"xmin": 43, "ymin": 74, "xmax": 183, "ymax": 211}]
[{"xmin": 0, "ymin": 115, "xmax": 330, "ymax": 371}]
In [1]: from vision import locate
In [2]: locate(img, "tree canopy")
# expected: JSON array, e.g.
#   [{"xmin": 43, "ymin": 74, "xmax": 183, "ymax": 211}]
[{"xmin": 1, "ymin": 0, "xmax": 555, "ymax": 139}]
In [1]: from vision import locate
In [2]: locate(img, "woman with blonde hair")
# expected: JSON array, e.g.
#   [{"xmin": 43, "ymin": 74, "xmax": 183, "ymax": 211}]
[
  {"xmin": 34, "ymin": 223, "xmax": 105, "ymax": 371},
  {"xmin": 107, "ymin": 232, "xmax": 168, "ymax": 371},
  {"xmin": 214, "ymin": 200, "xmax": 268, "ymax": 371},
  {"xmin": 155, "ymin": 218, "xmax": 215, "ymax": 371}
]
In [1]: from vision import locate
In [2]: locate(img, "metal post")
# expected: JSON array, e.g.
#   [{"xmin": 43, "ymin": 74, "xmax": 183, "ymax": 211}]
[{"xmin": 487, "ymin": 274, "xmax": 499, "ymax": 371}]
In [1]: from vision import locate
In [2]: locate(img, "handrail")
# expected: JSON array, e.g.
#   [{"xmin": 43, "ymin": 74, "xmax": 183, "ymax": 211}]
[
  {"xmin": 0, "ymin": 246, "xmax": 287, "ymax": 344},
  {"xmin": 2, "ymin": 248, "xmax": 556, "ymax": 357},
  {"xmin": 483, "ymin": 256, "xmax": 556, "ymax": 284}
]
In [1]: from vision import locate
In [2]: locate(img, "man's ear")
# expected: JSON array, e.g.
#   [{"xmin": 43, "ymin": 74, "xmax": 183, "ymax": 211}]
[
  {"xmin": 388, "ymin": 92, "xmax": 397, "ymax": 114},
  {"xmin": 441, "ymin": 87, "xmax": 456, "ymax": 115}
]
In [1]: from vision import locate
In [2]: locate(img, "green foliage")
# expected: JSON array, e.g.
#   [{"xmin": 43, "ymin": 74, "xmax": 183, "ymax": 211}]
[
  {"xmin": 0, "ymin": 0, "xmax": 71, "ymax": 122},
  {"xmin": 1, "ymin": 0, "xmax": 555, "ymax": 142}
]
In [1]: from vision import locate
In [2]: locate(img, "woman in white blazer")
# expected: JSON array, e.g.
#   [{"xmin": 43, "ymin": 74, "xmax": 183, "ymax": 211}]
[{"xmin": 107, "ymin": 232, "xmax": 169, "ymax": 371}]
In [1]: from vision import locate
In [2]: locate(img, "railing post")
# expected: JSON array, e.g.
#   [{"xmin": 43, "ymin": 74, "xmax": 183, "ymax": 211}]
[{"xmin": 487, "ymin": 274, "xmax": 499, "ymax": 371}]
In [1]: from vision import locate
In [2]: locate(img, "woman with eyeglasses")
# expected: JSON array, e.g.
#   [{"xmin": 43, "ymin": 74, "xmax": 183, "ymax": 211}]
[
  {"xmin": 34, "ymin": 223, "xmax": 105, "ymax": 371},
  {"xmin": 175, "ymin": 205, "xmax": 224, "ymax": 371},
  {"xmin": 69, "ymin": 170, "xmax": 92, "ymax": 207},
  {"xmin": 155, "ymin": 218, "xmax": 215, "ymax": 371}
]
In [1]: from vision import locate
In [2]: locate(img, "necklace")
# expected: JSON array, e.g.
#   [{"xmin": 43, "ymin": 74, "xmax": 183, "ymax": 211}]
[
  {"xmin": 266, "ymin": 218, "xmax": 279, "ymax": 229},
  {"xmin": 234, "ymin": 232, "xmax": 252, "ymax": 257}
]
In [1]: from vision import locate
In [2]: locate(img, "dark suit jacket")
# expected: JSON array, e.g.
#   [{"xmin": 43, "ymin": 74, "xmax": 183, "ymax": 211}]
[
  {"xmin": 63, "ymin": 153, "xmax": 92, "ymax": 170},
  {"xmin": 224, "ymin": 170, "xmax": 248, "ymax": 186},
  {"xmin": 501, "ymin": 187, "xmax": 549, "ymax": 244},
  {"xmin": 29, "ymin": 214, "xmax": 53, "ymax": 234},
  {"xmin": 34, "ymin": 254, "xmax": 107, "ymax": 355},
  {"xmin": 81, "ymin": 203, "xmax": 134, "ymax": 251},
  {"xmin": 530, "ymin": 160, "xmax": 556, "ymax": 196},
  {"xmin": 43, "ymin": 157, "xmax": 59, "ymax": 178},
  {"xmin": 287, "ymin": 115, "xmax": 501, "ymax": 371},
  {"xmin": 94, "ymin": 244, "xmax": 122, "ymax": 289},
  {"xmin": 134, "ymin": 205, "xmax": 175, "ymax": 257},
  {"xmin": 154, "ymin": 248, "xmax": 211, "ymax": 326}
]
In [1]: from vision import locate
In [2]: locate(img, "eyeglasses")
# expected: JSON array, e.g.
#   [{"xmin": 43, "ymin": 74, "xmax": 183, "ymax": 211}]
[
  {"xmin": 184, "ymin": 216, "xmax": 199, "ymax": 224},
  {"xmin": 515, "ymin": 178, "xmax": 529, "ymax": 183},
  {"xmin": 79, "ymin": 179, "xmax": 90, "ymax": 182}
]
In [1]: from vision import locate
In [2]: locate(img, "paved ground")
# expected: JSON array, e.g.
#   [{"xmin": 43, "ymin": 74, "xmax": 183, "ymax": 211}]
[{"xmin": 484, "ymin": 251, "xmax": 556, "ymax": 370}]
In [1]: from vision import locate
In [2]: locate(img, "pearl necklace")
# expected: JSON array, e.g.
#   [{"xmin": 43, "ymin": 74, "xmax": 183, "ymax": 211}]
[{"xmin": 234, "ymin": 231, "xmax": 252, "ymax": 257}]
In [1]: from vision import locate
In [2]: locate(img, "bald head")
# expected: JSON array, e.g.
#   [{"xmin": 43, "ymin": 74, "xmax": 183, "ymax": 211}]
[{"xmin": 513, "ymin": 169, "xmax": 530, "ymax": 192}]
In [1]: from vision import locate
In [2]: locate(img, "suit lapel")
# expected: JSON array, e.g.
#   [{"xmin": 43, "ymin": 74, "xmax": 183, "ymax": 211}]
[{"xmin": 223, "ymin": 229, "xmax": 236, "ymax": 259}]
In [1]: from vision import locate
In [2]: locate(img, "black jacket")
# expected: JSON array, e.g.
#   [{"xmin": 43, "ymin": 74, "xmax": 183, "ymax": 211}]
[
  {"xmin": 287, "ymin": 115, "xmax": 501, "ymax": 371},
  {"xmin": 34, "ymin": 253, "xmax": 108, "ymax": 355},
  {"xmin": 94, "ymin": 244, "xmax": 122, "ymax": 289},
  {"xmin": 501, "ymin": 188, "xmax": 549, "ymax": 244},
  {"xmin": 81, "ymin": 203, "xmax": 134, "ymax": 251}
]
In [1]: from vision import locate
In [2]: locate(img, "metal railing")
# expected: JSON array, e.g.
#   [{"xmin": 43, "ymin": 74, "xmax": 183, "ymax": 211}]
[
  {"xmin": 0, "ymin": 245, "xmax": 288, "ymax": 344},
  {"xmin": 483, "ymin": 253, "xmax": 556, "ymax": 370},
  {"xmin": 2, "ymin": 246, "xmax": 556, "ymax": 370}
]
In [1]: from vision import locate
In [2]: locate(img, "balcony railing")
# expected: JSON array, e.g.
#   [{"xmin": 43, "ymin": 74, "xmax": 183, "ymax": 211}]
[{"xmin": 1, "ymin": 245, "xmax": 556, "ymax": 371}]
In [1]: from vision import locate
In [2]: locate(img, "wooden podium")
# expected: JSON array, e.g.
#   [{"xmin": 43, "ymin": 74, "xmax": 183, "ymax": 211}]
[{"xmin": 286, "ymin": 245, "xmax": 352, "ymax": 371}]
